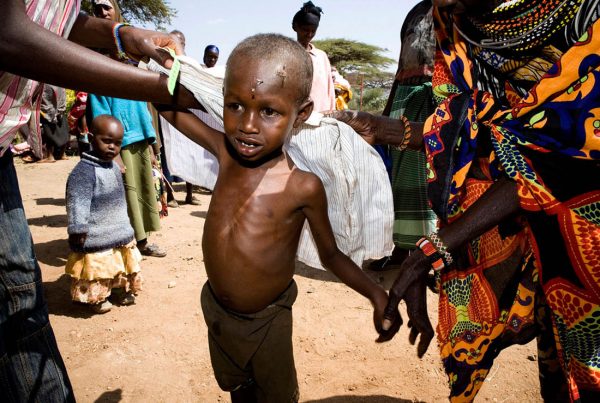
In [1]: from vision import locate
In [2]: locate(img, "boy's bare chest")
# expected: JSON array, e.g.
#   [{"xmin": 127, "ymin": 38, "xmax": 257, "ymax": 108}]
[{"xmin": 205, "ymin": 167, "xmax": 305, "ymax": 240}]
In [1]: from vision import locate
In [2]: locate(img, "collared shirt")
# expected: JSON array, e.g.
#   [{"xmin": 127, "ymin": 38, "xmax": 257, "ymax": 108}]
[
  {"xmin": 0, "ymin": 0, "xmax": 80, "ymax": 158},
  {"xmin": 307, "ymin": 43, "xmax": 336, "ymax": 113}
]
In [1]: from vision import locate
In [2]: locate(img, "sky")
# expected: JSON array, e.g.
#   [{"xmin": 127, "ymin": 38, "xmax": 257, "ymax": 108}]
[{"xmin": 159, "ymin": 0, "xmax": 423, "ymax": 71}]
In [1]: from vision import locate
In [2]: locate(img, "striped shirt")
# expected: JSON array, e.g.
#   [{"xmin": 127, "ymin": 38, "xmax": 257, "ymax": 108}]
[
  {"xmin": 0, "ymin": 0, "xmax": 80, "ymax": 158},
  {"xmin": 148, "ymin": 57, "xmax": 394, "ymax": 269}
]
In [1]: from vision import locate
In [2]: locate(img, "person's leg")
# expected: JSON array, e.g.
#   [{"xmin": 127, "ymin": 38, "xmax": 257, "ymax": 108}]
[
  {"xmin": 185, "ymin": 182, "xmax": 200, "ymax": 205},
  {"xmin": 0, "ymin": 152, "xmax": 74, "ymax": 401}
]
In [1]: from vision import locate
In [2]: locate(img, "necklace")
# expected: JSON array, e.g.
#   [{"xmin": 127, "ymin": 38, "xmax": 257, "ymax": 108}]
[{"xmin": 456, "ymin": 0, "xmax": 583, "ymax": 51}]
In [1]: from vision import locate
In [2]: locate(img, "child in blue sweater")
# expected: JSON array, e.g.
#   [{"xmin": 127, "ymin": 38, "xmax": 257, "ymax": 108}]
[{"xmin": 65, "ymin": 115, "xmax": 142, "ymax": 314}]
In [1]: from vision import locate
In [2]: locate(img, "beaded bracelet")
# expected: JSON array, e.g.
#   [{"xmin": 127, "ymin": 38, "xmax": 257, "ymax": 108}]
[
  {"xmin": 393, "ymin": 115, "xmax": 412, "ymax": 152},
  {"xmin": 112, "ymin": 23, "xmax": 137, "ymax": 64},
  {"xmin": 427, "ymin": 232, "xmax": 454, "ymax": 266},
  {"xmin": 416, "ymin": 238, "xmax": 446, "ymax": 271}
]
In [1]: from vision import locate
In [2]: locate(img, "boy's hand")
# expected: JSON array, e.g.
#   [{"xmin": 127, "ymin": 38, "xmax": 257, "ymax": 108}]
[
  {"xmin": 371, "ymin": 287, "xmax": 390, "ymax": 335},
  {"xmin": 69, "ymin": 233, "xmax": 87, "ymax": 248},
  {"xmin": 378, "ymin": 250, "xmax": 434, "ymax": 357}
]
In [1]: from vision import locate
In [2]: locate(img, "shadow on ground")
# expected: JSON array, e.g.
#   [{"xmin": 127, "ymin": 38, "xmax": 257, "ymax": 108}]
[
  {"xmin": 35, "ymin": 197, "xmax": 66, "ymax": 206},
  {"xmin": 34, "ymin": 238, "xmax": 69, "ymax": 267},
  {"xmin": 94, "ymin": 389, "xmax": 123, "ymax": 403},
  {"xmin": 190, "ymin": 210, "xmax": 208, "ymax": 219},
  {"xmin": 304, "ymin": 396, "xmax": 421, "ymax": 403},
  {"xmin": 44, "ymin": 274, "xmax": 96, "ymax": 319},
  {"xmin": 27, "ymin": 213, "xmax": 67, "ymax": 228}
]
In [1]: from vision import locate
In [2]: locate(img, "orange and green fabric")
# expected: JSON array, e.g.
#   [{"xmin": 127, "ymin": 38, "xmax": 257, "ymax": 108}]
[{"xmin": 425, "ymin": 3, "xmax": 600, "ymax": 401}]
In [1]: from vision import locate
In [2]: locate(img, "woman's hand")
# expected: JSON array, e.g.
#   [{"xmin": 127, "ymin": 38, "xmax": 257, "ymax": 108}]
[
  {"xmin": 329, "ymin": 110, "xmax": 423, "ymax": 149},
  {"xmin": 376, "ymin": 250, "xmax": 434, "ymax": 357},
  {"xmin": 119, "ymin": 26, "xmax": 183, "ymax": 68}
]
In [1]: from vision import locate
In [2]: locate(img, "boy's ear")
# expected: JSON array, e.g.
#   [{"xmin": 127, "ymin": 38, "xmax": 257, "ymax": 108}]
[{"xmin": 293, "ymin": 99, "xmax": 313, "ymax": 128}]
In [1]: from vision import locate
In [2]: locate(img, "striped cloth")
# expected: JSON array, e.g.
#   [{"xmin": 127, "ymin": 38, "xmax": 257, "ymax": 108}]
[
  {"xmin": 159, "ymin": 110, "xmax": 220, "ymax": 190},
  {"xmin": 388, "ymin": 83, "xmax": 437, "ymax": 248},
  {"xmin": 147, "ymin": 58, "xmax": 394, "ymax": 269},
  {"xmin": 0, "ymin": 0, "xmax": 80, "ymax": 158}
]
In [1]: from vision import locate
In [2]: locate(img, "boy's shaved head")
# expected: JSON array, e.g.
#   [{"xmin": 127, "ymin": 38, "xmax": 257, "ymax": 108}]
[
  {"xmin": 227, "ymin": 33, "xmax": 313, "ymax": 105},
  {"xmin": 91, "ymin": 114, "xmax": 123, "ymax": 136}
]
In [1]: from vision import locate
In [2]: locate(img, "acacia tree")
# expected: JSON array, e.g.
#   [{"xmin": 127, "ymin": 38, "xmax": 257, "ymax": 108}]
[
  {"xmin": 313, "ymin": 38, "xmax": 396, "ymax": 113},
  {"xmin": 312, "ymin": 38, "xmax": 395, "ymax": 86},
  {"xmin": 81, "ymin": 0, "xmax": 176, "ymax": 29}
]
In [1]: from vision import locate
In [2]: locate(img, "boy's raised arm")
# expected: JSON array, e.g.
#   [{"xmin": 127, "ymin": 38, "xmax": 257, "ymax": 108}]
[
  {"xmin": 155, "ymin": 106, "xmax": 224, "ymax": 159},
  {"xmin": 300, "ymin": 173, "xmax": 389, "ymax": 334}
]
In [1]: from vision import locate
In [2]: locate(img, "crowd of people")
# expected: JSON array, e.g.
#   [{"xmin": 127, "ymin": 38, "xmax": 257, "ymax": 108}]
[{"xmin": 0, "ymin": 0, "xmax": 598, "ymax": 402}]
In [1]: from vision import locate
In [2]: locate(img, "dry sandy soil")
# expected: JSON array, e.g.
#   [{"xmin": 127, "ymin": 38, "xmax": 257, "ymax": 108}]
[{"xmin": 17, "ymin": 157, "xmax": 543, "ymax": 402}]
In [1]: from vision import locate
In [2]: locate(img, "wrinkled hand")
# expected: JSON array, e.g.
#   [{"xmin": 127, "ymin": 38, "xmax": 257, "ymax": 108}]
[
  {"xmin": 329, "ymin": 110, "xmax": 379, "ymax": 145},
  {"xmin": 119, "ymin": 26, "xmax": 183, "ymax": 69},
  {"xmin": 376, "ymin": 250, "xmax": 435, "ymax": 357},
  {"xmin": 69, "ymin": 233, "xmax": 87, "ymax": 248},
  {"xmin": 329, "ymin": 110, "xmax": 404, "ymax": 146}
]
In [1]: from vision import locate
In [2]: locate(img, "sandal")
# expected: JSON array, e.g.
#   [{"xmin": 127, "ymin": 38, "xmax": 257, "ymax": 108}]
[
  {"xmin": 119, "ymin": 293, "xmax": 136, "ymax": 306},
  {"xmin": 139, "ymin": 243, "xmax": 167, "ymax": 257},
  {"xmin": 91, "ymin": 300, "xmax": 113, "ymax": 314},
  {"xmin": 167, "ymin": 199, "xmax": 179, "ymax": 208}
]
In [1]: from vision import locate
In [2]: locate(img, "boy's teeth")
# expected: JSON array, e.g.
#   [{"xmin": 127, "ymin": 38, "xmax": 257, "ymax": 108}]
[{"xmin": 241, "ymin": 140, "xmax": 256, "ymax": 147}]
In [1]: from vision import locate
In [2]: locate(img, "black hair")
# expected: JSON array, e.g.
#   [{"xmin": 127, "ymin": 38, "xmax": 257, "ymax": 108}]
[
  {"xmin": 227, "ymin": 33, "xmax": 313, "ymax": 104},
  {"xmin": 204, "ymin": 45, "xmax": 220, "ymax": 54},
  {"xmin": 292, "ymin": 1, "xmax": 323, "ymax": 26}
]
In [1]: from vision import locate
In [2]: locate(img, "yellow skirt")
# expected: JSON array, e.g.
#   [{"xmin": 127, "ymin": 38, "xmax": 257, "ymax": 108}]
[{"xmin": 65, "ymin": 242, "xmax": 142, "ymax": 304}]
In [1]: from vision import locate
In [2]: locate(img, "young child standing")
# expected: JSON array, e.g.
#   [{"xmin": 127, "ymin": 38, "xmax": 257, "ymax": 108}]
[
  {"xmin": 65, "ymin": 115, "xmax": 142, "ymax": 314},
  {"xmin": 158, "ymin": 34, "xmax": 390, "ymax": 402}
]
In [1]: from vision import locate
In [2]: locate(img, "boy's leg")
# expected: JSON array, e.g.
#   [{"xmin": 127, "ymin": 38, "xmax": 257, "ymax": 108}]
[
  {"xmin": 0, "ymin": 152, "xmax": 74, "ymax": 401},
  {"xmin": 250, "ymin": 298, "xmax": 299, "ymax": 402}
]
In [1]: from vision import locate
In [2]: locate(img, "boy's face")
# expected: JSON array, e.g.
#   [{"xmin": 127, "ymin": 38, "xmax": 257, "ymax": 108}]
[
  {"xmin": 90, "ymin": 120, "xmax": 123, "ymax": 161},
  {"xmin": 204, "ymin": 49, "xmax": 219, "ymax": 68},
  {"xmin": 223, "ymin": 59, "xmax": 312, "ymax": 162}
]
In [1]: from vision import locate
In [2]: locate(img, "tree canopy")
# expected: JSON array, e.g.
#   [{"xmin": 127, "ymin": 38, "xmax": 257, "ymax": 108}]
[
  {"xmin": 312, "ymin": 38, "xmax": 395, "ymax": 83},
  {"xmin": 81, "ymin": 0, "xmax": 176, "ymax": 29}
]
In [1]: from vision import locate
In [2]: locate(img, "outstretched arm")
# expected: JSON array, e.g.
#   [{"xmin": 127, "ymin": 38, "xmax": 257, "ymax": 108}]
[
  {"xmin": 0, "ymin": 0, "xmax": 198, "ymax": 108},
  {"xmin": 330, "ymin": 110, "xmax": 424, "ymax": 150},
  {"xmin": 300, "ymin": 173, "xmax": 390, "ymax": 336},
  {"xmin": 378, "ymin": 177, "xmax": 522, "ymax": 356},
  {"xmin": 156, "ymin": 107, "xmax": 224, "ymax": 159}
]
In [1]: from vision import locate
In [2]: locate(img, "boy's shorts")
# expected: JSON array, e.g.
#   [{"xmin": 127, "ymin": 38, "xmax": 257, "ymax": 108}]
[{"xmin": 201, "ymin": 280, "xmax": 299, "ymax": 403}]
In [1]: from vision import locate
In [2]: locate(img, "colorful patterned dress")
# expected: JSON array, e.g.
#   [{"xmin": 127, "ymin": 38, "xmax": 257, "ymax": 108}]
[{"xmin": 425, "ymin": 1, "xmax": 600, "ymax": 401}]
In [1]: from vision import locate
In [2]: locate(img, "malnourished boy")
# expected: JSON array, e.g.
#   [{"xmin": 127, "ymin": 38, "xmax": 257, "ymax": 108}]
[{"xmin": 158, "ymin": 34, "xmax": 389, "ymax": 402}]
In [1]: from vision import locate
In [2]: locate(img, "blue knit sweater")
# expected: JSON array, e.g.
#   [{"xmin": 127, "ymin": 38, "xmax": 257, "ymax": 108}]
[
  {"xmin": 66, "ymin": 153, "xmax": 134, "ymax": 252},
  {"xmin": 87, "ymin": 94, "xmax": 156, "ymax": 148}
]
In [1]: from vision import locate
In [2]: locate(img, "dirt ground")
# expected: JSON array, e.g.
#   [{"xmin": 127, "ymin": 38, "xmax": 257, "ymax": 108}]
[{"xmin": 17, "ymin": 157, "xmax": 543, "ymax": 402}]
